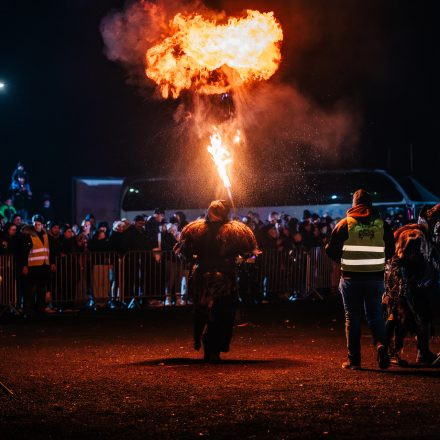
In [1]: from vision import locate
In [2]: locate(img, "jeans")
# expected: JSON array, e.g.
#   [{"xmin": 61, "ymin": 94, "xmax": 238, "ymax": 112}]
[{"xmin": 339, "ymin": 277, "xmax": 387, "ymax": 363}]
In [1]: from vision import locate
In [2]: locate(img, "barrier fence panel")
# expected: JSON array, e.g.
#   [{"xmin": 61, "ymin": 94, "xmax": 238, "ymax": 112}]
[
  {"xmin": 123, "ymin": 250, "xmax": 189, "ymax": 308},
  {"xmin": 51, "ymin": 252, "xmax": 120, "ymax": 307},
  {"xmin": 4, "ymin": 247, "xmax": 338, "ymax": 312},
  {"xmin": 0, "ymin": 254, "xmax": 16, "ymax": 314},
  {"xmin": 308, "ymin": 247, "xmax": 340, "ymax": 293},
  {"xmin": 257, "ymin": 247, "xmax": 338, "ymax": 300},
  {"xmin": 257, "ymin": 248, "xmax": 310, "ymax": 299}
]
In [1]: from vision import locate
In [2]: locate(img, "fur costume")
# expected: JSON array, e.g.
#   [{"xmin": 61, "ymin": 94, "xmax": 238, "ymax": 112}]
[
  {"xmin": 176, "ymin": 218, "xmax": 258, "ymax": 262},
  {"xmin": 383, "ymin": 224, "xmax": 438, "ymax": 365},
  {"xmin": 174, "ymin": 209, "xmax": 258, "ymax": 362}
]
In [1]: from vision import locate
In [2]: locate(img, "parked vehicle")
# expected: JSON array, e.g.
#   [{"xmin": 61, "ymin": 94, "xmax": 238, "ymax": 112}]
[{"xmin": 120, "ymin": 169, "xmax": 439, "ymax": 221}]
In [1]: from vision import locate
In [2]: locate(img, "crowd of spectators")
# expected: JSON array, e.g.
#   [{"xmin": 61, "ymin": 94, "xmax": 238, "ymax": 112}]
[
  {"xmin": 1, "ymin": 162, "xmax": 54, "ymax": 226},
  {"xmin": 1, "ymin": 163, "xmax": 411, "ymax": 261},
  {"xmin": 0, "ymin": 206, "xmax": 410, "ymax": 261}
]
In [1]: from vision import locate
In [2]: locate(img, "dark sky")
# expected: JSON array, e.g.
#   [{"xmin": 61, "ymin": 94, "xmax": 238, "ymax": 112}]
[{"xmin": 0, "ymin": 0, "xmax": 438, "ymax": 219}]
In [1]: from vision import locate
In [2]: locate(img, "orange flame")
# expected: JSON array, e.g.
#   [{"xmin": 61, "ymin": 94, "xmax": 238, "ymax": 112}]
[
  {"xmin": 207, "ymin": 127, "xmax": 233, "ymax": 189},
  {"xmin": 146, "ymin": 10, "xmax": 283, "ymax": 98}
]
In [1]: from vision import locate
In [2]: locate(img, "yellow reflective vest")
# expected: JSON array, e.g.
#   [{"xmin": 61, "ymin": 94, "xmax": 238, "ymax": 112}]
[
  {"xmin": 28, "ymin": 233, "xmax": 50, "ymax": 266},
  {"xmin": 341, "ymin": 216, "xmax": 385, "ymax": 272}
]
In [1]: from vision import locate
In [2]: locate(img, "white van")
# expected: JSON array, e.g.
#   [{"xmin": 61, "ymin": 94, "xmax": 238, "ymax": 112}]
[{"xmin": 120, "ymin": 169, "xmax": 439, "ymax": 222}]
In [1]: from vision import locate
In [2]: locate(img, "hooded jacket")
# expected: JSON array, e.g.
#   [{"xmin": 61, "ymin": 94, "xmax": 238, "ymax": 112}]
[{"xmin": 325, "ymin": 204, "xmax": 395, "ymax": 278}]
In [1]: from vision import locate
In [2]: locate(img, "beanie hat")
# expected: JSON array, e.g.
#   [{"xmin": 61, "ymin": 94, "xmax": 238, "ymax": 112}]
[
  {"xmin": 32, "ymin": 214, "xmax": 45, "ymax": 224},
  {"xmin": 207, "ymin": 200, "xmax": 230, "ymax": 223},
  {"xmin": 352, "ymin": 189, "xmax": 372, "ymax": 207},
  {"xmin": 48, "ymin": 220, "xmax": 61, "ymax": 229}
]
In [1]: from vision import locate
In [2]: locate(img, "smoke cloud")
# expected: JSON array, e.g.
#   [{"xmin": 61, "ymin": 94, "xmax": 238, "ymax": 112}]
[{"xmin": 100, "ymin": 0, "xmax": 206, "ymax": 86}]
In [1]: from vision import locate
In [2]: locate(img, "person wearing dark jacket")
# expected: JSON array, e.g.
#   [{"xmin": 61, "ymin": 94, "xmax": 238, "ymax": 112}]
[
  {"xmin": 48, "ymin": 221, "xmax": 63, "ymax": 259},
  {"xmin": 383, "ymin": 225, "xmax": 439, "ymax": 366},
  {"xmin": 60, "ymin": 224, "xmax": 78, "ymax": 254},
  {"xmin": 0, "ymin": 222, "xmax": 20, "ymax": 256},
  {"xmin": 89, "ymin": 229, "xmax": 111, "ymax": 252},
  {"xmin": 145, "ymin": 209, "xmax": 165, "ymax": 249},
  {"xmin": 325, "ymin": 189, "xmax": 395, "ymax": 370}
]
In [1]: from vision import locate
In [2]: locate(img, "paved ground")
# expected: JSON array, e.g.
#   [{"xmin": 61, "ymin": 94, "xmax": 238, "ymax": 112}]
[{"xmin": 1, "ymin": 298, "xmax": 439, "ymax": 439}]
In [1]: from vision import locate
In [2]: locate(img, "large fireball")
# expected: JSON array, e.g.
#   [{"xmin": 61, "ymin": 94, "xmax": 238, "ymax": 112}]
[{"xmin": 146, "ymin": 10, "xmax": 283, "ymax": 98}]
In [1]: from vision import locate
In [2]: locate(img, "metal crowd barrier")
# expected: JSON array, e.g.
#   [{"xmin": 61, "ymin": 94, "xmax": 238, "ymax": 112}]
[
  {"xmin": 50, "ymin": 252, "xmax": 121, "ymax": 307},
  {"xmin": 256, "ymin": 248, "xmax": 339, "ymax": 300},
  {"xmin": 0, "ymin": 254, "xmax": 17, "ymax": 316},
  {"xmin": 49, "ymin": 251, "xmax": 189, "ymax": 308},
  {"xmin": 122, "ymin": 250, "xmax": 188, "ymax": 308},
  {"xmin": 308, "ymin": 247, "xmax": 340, "ymax": 293},
  {"xmin": 2, "ymin": 247, "xmax": 339, "ymax": 312}
]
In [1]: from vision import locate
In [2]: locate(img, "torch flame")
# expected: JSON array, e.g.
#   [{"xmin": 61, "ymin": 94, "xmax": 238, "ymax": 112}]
[
  {"xmin": 207, "ymin": 128, "xmax": 233, "ymax": 190},
  {"xmin": 146, "ymin": 10, "xmax": 283, "ymax": 98}
]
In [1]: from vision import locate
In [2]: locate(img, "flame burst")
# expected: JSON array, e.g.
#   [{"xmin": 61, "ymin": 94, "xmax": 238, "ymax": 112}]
[
  {"xmin": 207, "ymin": 128, "xmax": 233, "ymax": 189},
  {"xmin": 146, "ymin": 10, "xmax": 283, "ymax": 98}
]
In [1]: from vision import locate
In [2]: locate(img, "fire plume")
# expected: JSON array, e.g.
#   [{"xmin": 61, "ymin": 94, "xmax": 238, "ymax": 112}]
[
  {"xmin": 207, "ymin": 128, "xmax": 233, "ymax": 190},
  {"xmin": 146, "ymin": 10, "xmax": 283, "ymax": 98}
]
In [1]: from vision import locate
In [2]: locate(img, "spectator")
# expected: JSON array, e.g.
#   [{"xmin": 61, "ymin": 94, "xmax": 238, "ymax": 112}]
[
  {"xmin": 0, "ymin": 195, "xmax": 17, "ymax": 222},
  {"xmin": 261, "ymin": 225, "xmax": 279, "ymax": 250},
  {"xmin": 89, "ymin": 228, "xmax": 111, "ymax": 252},
  {"xmin": 0, "ymin": 222, "xmax": 20, "ymax": 256},
  {"xmin": 145, "ymin": 208, "xmax": 165, "ymax": 249},
  {"xmin": 47, "ymin": 221, "xmax": 63, "ymax": 259},
  {"xmin": 84, "ymin": 213, "xmax": 97, "ymax": 236},
  {"xmin": 21, "ymin": 214, "xmax": 55, "ymax": 316},
  {"xmin": 12, "ymin": 213, "xmax": 23, "ymax": 232},
  {"xmin": 60, "ymin": 224, "xmax": 77, "ymax": 254},
  {"xmin": 292, "ymin": 230, "xmax": 304, "ymax": 248},
  {"xmin": 10, "ymin": 162, "xmax": 29, "ymax": 187},
  {"xmin": 312, "ymin": 224, "xmax": 324, "ymax": 247},
  {"xmin": 278, "ymin": 226, "xmax": 294, "ymax": 252},
  {"xmin": 97, "ymin": 221, "xmax": 110, "ymax": 238},
  {"xmin": 124, "ymin": 215, "xmax": 150, "ymax": 251},
  {"xmin": 40, "ymin": 194, "xmax": 55, "ymax": 223},
  {"xmin": 109, "ymin": 220, "xmax": 130, "ymax": 253},
  {"xmin": 75, "ymin": 232, "xmax": 88, "ymax": 252},
  {"xmin": 80, "ymin": 218, "xmax": 93, "ymax": 241},
  {"xmin": 174, "ymin": 211, "xmax": 188, "ymax": 232},
  {"xmin": 302, "ymin": 209, "xmax": 311, "ymax": 222},
  {"xmin": 11, "ymin": 175, "xmax": 32, "ymax": 222},
  {"xmin": 161, "ymin": 223, "xmax": 178, "ymax": 251},
  {"xmin": 299, "ymin": 221, "xmax": 315, "ymax": 249}
]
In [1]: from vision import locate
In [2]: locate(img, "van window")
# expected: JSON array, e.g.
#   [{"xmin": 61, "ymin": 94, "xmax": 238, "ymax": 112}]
[
  {"xmin": 238, "ymin": 171, "xmax": 403, "ymax": 206},
  {"xmin": 122, "ymin": 171, "xmax": 404, "ymax": 211}
]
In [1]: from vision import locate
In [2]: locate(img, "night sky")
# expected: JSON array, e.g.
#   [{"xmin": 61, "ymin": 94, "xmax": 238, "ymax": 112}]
[{"xmin": 0, "ymin": 0, "xmax": 438, "ymax": 220}]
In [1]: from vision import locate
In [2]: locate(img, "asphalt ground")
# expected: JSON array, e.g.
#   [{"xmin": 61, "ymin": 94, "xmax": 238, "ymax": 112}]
[{"xmin": 1, "ymin": 298, "xmax": 439, "ymax": 440}]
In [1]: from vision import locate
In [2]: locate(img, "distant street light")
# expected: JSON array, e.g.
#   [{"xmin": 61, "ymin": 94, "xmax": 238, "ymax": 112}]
[{"xmin": 0, "ymin": 81, "xmax": 5, "ymax": 90}]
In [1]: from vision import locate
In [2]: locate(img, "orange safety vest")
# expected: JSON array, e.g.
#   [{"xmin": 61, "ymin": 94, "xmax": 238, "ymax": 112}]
[{"xmin": 28, "ymin": 233, "xmax": 50, "ymax": 266}]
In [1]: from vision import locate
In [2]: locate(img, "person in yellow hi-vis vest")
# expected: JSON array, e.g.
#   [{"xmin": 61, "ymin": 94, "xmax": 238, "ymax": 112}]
[
  {"xmin": 21, "ymin": 214, "xmax": 56, "ymax": 316},
  {"xmin": 326, "ymin": 189, "xmax": 395, "ymax": 370}
]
